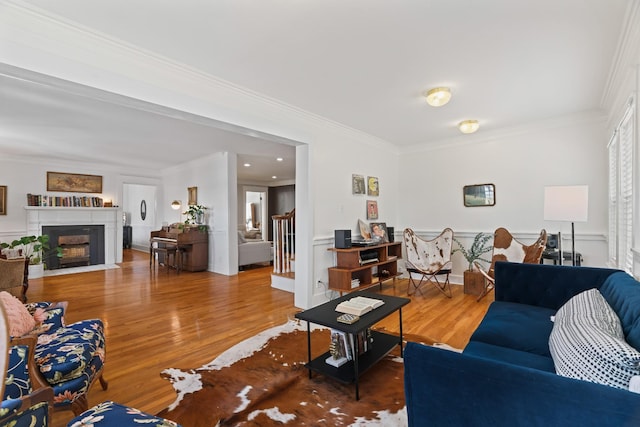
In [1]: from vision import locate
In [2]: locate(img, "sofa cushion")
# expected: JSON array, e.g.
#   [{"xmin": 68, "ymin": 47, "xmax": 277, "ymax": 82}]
[
  {"xmin": 464, "ymin": 341, "xmax": 555, "ymax": 372},
  {"xmin": 549, "ymin": 288, "xmax": 640, "ymax": 390},
  {"xmin": 469, "ymin": 301, "xmax": 556, "ymax": 357},
  {"xmin": 599, "ymin": 271, "xmax": 640, "ymax": 350}
]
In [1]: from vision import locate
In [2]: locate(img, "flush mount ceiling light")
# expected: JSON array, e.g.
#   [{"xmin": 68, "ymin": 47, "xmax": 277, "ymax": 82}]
[
  {"xmin": 458, "ymin": 120, "xmax": 480, "ymax": 134},
  {"xmin": 424, "ymin": 87, "xmax": 451, "ymax": 107}
]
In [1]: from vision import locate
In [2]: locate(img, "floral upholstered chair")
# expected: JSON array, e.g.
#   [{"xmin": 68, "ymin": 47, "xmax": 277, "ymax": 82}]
[
  {"xmin": 0, "ymin": 293, "xmax": 108, "ymax": 416},
  {"xmin": 67, "ymin": 401, "xmax": 182, "ymax": 427},
  {"xmin": 22, "ymin": 300, "xmax": 108, "ymax": 416},
  {"xmin": 0, "ymin": 304, "xmax": 55, "ymax": 426}
]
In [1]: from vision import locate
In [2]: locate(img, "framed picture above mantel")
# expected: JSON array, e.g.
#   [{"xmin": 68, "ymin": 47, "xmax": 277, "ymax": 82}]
[{"xmin": 47, "ymin": 171, "xmax": 103, "ymax": 193}]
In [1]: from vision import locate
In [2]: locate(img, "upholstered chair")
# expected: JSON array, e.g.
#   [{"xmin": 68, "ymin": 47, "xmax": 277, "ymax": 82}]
[
  {"xmin": 21, "ymin": 301, "xmax": 108, "ymax": 416},
  {"xmin": 0, "ymin": 304, "xmax": 55, "ymax": 426},
  {"xmin": 67, "ymin": 400, "xmax": 182, "ymax": 427}
]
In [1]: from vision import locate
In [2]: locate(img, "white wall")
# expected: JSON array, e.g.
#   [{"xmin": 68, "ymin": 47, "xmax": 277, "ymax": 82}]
[{"xmin": 398, "ymin": 115, "xmax": 610, "ymax": 282}]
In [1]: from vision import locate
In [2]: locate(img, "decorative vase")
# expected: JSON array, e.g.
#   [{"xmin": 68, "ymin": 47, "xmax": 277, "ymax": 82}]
[{"xmin": 196, "ymin": 212, "xmax": 204, "ymax": 225}]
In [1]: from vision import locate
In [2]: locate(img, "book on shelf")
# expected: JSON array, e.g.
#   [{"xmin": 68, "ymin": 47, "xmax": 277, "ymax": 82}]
[
  {"xmin": 27, "ymin": 193, "xmax": 104, "ymax": 207},
  {"xmin": 335, "ymin": 296, "xmax": 385, "ymax": 316},
  {"xmin": 350, "ymin": 278, "xmax": 360, "ymax": 289}
]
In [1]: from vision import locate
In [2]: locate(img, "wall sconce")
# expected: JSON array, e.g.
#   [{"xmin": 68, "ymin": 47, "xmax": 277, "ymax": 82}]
[
  {"xmin": 424, "ymin": 87, "xmax": 452, "ymax": 107},
  {"xmin": 171, "ymin": 200, "xmax": 181, "ymax": 210}
]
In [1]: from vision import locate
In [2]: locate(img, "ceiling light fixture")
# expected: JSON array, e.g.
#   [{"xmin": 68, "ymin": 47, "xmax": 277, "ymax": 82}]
[
  {"xmin": 424, "ymin": 87, "xmax": 451, "ymax": 107},
  {"xmin": 276, "ymin": 157, "xmax": 283, "ymax": 162},
  {"xmin": 458, "ymin": 120, "xmax": 480, "ymax": 134},
  {"xmin": 244, "ymin": 163, "xmax": 251, "ymax": 167}
]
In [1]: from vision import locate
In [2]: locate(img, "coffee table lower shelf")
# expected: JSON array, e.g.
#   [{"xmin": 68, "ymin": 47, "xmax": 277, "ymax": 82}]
[{"xmin": 304, "ymin": 331, "xmax": 399, "ymax": 391}]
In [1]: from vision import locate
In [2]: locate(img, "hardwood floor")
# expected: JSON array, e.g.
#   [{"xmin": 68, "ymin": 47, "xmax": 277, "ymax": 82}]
[{"xmin": 28, "ymin": 249, "xmax": 492, "ymax": 427}]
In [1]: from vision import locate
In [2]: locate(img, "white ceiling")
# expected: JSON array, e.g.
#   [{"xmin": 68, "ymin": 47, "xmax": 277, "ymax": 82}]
[{"xmin": 0, "ymin": 0, "xmax": 630, "ymax": 181}]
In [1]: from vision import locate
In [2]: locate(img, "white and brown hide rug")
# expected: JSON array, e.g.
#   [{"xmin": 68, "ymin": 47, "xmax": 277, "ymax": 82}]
[{"xmin": 157, "ymin": 320, "xmax": 450, "ymax": 426}]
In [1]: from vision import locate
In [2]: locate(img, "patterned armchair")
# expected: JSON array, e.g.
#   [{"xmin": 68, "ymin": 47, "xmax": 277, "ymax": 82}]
[
  {"xmin": 18, "ymin": 301, "xmax": 108, "ymax": 416},
  {"xmin": 0, "ymin": 307, "xmax": 54, "ymax": 426}
]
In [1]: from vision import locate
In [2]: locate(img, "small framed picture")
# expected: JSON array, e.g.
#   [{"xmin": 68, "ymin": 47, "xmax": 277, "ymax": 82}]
[
  {"xmin": 370, "ymin": 222, "xmax": 388, "ymax": 242},
  {"xmin": 367, "ymin": 176, "xmax": 379, "ymax": 196},
  {"xmin": 352, "ymin": 174, "xmax": 365, "ymax": 195},
  {"xmin": 188, "ymin": 186, "xmax": 198, "ymax": 205},
  {"xmin": 367, "ymin": 200, "xmax": 378, "ymax": 220}
]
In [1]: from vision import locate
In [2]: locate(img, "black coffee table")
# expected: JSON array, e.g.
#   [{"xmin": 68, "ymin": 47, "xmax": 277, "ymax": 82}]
[{"xmin": 294, "ymin": 291, "xmax": 410, "ymax": 400}]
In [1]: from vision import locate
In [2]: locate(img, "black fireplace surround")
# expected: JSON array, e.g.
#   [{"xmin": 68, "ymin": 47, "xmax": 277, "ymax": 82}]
[{"xmin": 42, "ymin": 225, "xmax": 105, "ymax": 270}]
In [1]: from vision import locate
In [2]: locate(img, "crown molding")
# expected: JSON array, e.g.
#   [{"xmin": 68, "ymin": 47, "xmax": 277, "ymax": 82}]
[{"xmin": 601, "ymin": 0, "xmax": 640, "ymax": 111}]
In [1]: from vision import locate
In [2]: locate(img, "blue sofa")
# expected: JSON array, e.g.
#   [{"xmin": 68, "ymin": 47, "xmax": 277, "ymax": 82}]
[{"xmin": 404, "ymin": 261, "xmax": 640, "ymax": 426}]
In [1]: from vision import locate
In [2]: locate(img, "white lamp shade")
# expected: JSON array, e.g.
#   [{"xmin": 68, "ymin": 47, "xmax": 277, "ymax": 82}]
[{"xmin": 544, "ymin": 185, "xmax": 588, "ymax": 222}]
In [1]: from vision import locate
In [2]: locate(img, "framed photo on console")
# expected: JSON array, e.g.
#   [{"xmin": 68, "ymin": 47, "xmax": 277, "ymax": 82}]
[{"xmin": 369, "ymin": 222, "xmax": 388, "ymax": 242}]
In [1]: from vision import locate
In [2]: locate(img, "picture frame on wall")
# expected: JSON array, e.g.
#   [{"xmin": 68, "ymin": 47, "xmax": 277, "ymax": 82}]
[
  {"xmin": 367, "ymin": 200, "xmax": 378, "ymax": 220},
  {"xmin": 463, "ymin": 183, "xmax": 496, "ymax": 207},
  {"xmin": 352, "ymin": 174, "xmax": 365, "ymax": 195},
  {"xmin": 0, "ymin": 185, "xmax": 6, "ymax": 215},
  {"xmin": 188, "ymin": 186, "xmax": 198, "ymax": 205},
  {"xmin": 47, "ymin": 171, "xmax": 103, "ymax": 193},
  {"xmin": 367, "ymin": 176, "xmax": 379, "ymax": 196}
]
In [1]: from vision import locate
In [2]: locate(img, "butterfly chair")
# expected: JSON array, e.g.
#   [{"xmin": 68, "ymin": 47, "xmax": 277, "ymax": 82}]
[
  {"xmin": 403, "ymin": 228, "xmax": 454, "ymax": 297},
  {"xmin": 474, "ymin": 228, "xmax": 547, "ymax": 301}
]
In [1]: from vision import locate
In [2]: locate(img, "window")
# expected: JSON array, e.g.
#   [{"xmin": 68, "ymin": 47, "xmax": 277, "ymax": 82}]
[{"xmin": 608, "ymin": 98, "xmax": 635, "ymax": 273}]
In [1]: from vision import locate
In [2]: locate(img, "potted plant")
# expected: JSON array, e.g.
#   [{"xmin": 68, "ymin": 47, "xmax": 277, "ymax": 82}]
[
  {"xmin": 453, "ymin": 232, "xmax": 493, "ymax": 295},
  {"xmin": 183, "ymin": 204, "xmax": 207, "ymax": 226}
]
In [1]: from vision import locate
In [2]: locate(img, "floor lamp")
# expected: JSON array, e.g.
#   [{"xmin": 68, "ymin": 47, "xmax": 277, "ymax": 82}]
[{"xmin": 543, "ymin": 185, "xmax": 589, "ymax": 266}]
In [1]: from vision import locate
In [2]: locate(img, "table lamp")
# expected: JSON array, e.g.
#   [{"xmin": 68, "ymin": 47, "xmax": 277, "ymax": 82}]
[{"xmin": 543, "ymin": 185, "xmax": 588, "ymax": 266}]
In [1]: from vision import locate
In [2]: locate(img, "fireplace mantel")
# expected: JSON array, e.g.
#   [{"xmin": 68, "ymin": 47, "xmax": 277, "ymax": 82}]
[{"xmin": 25, "ymin": 207, "xmax": 123, "ymax": 265}]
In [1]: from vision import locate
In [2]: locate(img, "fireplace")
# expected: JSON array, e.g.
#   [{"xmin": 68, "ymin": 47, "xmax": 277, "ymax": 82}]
[{"xmin": 43, "ymin": 225, "xmax": 105, "ymax": 270}]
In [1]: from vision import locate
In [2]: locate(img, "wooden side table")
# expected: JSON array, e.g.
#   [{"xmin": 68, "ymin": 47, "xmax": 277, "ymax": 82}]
[{"xmin": 463, "ymin": 270, "xmax": 485, "ymax": 296}]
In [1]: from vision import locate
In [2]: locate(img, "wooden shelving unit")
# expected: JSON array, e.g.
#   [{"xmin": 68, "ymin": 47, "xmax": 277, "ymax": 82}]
[{"xmin": 327, "ymin": 242, "xmax": 402, "ymax": 294}]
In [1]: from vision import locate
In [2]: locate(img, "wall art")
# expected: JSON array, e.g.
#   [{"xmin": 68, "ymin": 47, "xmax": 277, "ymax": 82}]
[
  {"xmin": 367, "ymin": 200, "xmax": 378, "ymax": 220},
  {"xmin": 352, "ymin": 175, "xmax": 365, "ymax": 195},
  {"xmin": 47, "ymin": 171, "xmax": 103, "ymax": 193},
  {"xmin": 367, "ymin": 176, "xmax": 379, "ymax": 196},
  {"xmin": 0, "ymin": 185, "xmax": 6, "ymax": 215},
  {"xmin": 463, "ymin": 183, "xmax": 496, "ymax": 207}
]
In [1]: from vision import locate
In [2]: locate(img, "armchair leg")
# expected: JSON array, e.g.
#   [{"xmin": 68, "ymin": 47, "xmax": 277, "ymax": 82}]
[
  {"xmin": 476, "ymin": 281, "xmax": 494, "ymax": 302},
  {"xmin": 99, "ymin": 374, "xmax": 109, "ymax": 390},
  {"xmin": 71, "ymin": 394, "xmax": 89, "ymax": 416}
]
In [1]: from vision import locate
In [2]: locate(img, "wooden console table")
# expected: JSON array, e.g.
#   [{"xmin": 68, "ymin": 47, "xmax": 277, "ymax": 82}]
[{"xmin": 327, "ymin": 242, "xmax": 402, "ymax": 295}]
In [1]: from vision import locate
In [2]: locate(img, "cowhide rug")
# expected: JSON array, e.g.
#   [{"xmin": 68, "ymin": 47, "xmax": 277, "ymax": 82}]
[{"xmin": 157, "ymin": 320, "xmax": 452, "ymax": 426}]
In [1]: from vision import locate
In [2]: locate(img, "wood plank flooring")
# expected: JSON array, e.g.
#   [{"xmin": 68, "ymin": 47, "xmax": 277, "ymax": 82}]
[{"xmin": 26, "ymin": 250, "xmax": 492, "ymax": 427}]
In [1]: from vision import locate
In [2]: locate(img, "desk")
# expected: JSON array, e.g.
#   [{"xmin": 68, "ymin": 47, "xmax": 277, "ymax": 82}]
[
  {"xmin": 150, "ymin": 227, "xmax": 209, "ymax": 271},
  {"xmin": 541, "ymin": 250, "xmax": 582, "ymax": 266}
]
